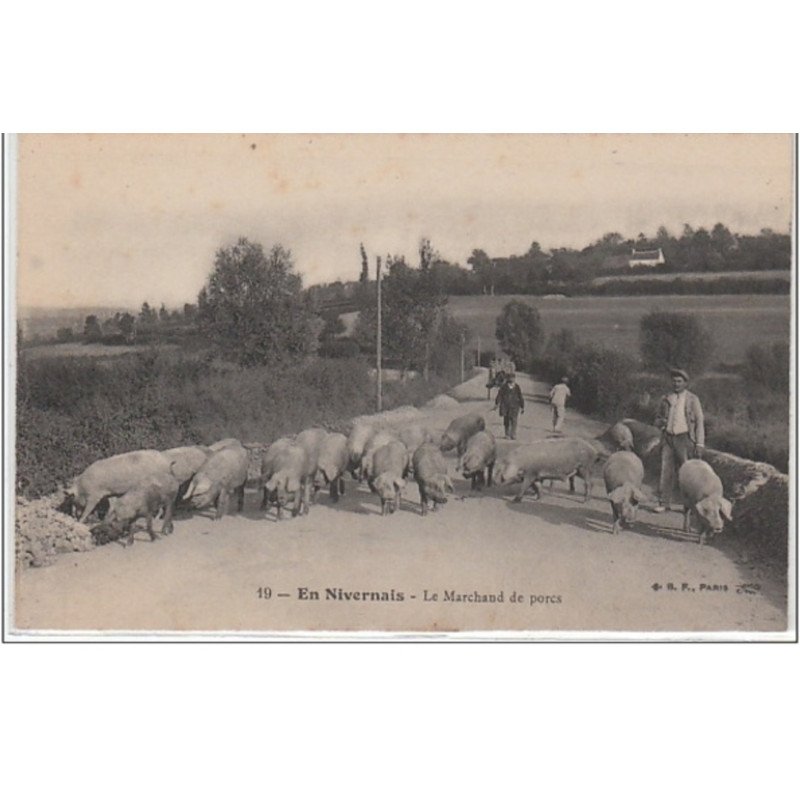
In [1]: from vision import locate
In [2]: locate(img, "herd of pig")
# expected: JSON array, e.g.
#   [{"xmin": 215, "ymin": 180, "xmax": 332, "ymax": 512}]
[{"xmin": 60, "ymin": 409, "xmax": 733, "ymax": 548}]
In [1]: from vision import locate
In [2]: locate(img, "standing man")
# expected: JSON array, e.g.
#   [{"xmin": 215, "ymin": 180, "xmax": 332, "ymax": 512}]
[
  {"xmin": 495, "ymin": 373, "xmax": 524, "ymax": 440},
  {"xmin": 549, "ymin": 376, "xmax": 571, "ymax": 434},
  {"xmin": 653, "ymin": 367, "xmax": 705, "ymax": 513}
]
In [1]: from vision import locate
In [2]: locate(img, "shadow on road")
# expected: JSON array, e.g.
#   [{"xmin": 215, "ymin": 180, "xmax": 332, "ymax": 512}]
[
  {"xmin": 499, "ymin": 485, "xmax": 709, "ymax": 545},
  {"xmin": 502, "ymin": 493, "xmax": 614, "ymax": 536}
]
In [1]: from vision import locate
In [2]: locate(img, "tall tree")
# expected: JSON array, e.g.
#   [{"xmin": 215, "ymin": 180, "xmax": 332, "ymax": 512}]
[
  {"xmin": 467, "ymin": 248, "xmax": 494, "ymax": 294},
  {"xmin": 197, "ymin": 237, "xmax": 322, "ymax": 366},
  {"xmin": 359, "ymin": 243, "xmax": 369, "ymax": 284},
  {"xmin": 711, "ymin": 223, "xmax": 735, "ymax": 257},
  {"xmin": 418, "ymin": 237, "xmax": 437, "ymax": 271},
  {"xmin": 118, "ymin": 313, "xmax": 136, "ymax": 341},
  {"xmin": 83, "ymin": 315, "xmax": 102, "ymax": 343},
  {"xmin": 139, "ymin": 302, "xmax": 157, "ymax": 326},
  {"xmin": 495, "ymin": 300, "xmax": 544, "ymax": 371},
  {"xmin": 354, "ymin": 255, "xmax": 448, "ymax": 378}
]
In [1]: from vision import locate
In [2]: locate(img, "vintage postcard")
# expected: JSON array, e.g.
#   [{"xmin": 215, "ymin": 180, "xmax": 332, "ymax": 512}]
[{"xmin": 5, "ymin": 133, "xmax": 796, "ymax": 640}]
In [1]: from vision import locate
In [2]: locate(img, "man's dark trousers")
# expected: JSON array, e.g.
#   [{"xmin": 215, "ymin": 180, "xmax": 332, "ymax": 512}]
[{"xmin": 504, "ymin": 410, "xmax": 520, "ymax": 440}]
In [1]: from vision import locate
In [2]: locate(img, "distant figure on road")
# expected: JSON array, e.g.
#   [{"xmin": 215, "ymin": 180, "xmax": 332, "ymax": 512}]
[
  {"xmin": 486, "ymin": 368, "xmax": 506, "ymax": 400},
  {"xmin": 652, "ymin": 367, "xmax": 705, "ymax": 513},
  {"xmin": 549, "ymin": 376, "xmax": 571, "ymax": 433},
  {"xmin": 495, "ymin": 374, "xmax": 524, "ymax": 440}
]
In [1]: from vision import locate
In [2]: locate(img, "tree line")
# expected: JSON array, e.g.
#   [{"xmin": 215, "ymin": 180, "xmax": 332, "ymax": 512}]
[
  {"xmin": 77, "ymin": 303, "xmax": 199, "ymax": 345},
  {"xmin": 304, "ymin": 224, "xmax": 790, "ymax": 306},
  {"xmin": 42, "ymin": 223, "xmax": 787, "ymax": 377},
  {"xmin": 61, "ymin": 237, "xmax": 466, "ymax": 384}
]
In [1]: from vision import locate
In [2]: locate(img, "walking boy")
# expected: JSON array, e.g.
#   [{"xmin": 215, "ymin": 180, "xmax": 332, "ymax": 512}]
[{"xmin": 549, "ymin": 376, "xmax": 571, "ymax": 433}]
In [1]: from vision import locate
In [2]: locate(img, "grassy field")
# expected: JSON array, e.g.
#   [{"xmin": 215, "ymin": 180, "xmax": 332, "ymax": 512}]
[
  {"xmin": 448, "ymin": 294, "xmax": 791, "ymax": 365},
  {"xmin": 22, "ymin": 342, "xmax": 181, "ymax": 360}
]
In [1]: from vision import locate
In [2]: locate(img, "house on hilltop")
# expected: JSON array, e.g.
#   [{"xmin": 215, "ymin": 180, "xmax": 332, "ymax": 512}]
[{"xmin": 628, "ymin": 247, "xmax": 666, "ymax": 268}]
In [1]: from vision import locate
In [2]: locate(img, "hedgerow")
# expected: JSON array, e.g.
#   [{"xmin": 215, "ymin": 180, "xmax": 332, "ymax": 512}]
[{"xmin": 16, "ymin": 351, "xmax": 452, "ymax": 498}]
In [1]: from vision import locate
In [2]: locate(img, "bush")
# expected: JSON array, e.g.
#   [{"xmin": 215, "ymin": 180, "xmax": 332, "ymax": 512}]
[
  {"xmin": 568, "ymin": 344, "xmax": 640, "ymax": 419},
  {"xmin": 707, "ymin": 421, "xmax": 789, "ymax": 474},
  {"xmin": 742, "ymin": 342, "xmax": 790, "ymax": 394},
  {"xmin": 318, "ymin": 338, "xmax": 361, "ymax": 359},
  {"xmin": 382, "ymin": 374, "xmax": 451, "ymax": 409},
  {"xmin": 639, "ymin": 311, "xmax": 715, "ymax": 375},
  {"xmin": 495, "ymin": 300, "xmax": 544, "ymax": 370},
  {"xmin": 533, "ymin": 328, "xmax": 580, "ymax": 384},
  {"xmin": 475, "ymin": 350, "xmax": 496, "ymax": 368},
  {"xmin": 697, "ymin": 376, "xmax": 789, "ymax": 473}
]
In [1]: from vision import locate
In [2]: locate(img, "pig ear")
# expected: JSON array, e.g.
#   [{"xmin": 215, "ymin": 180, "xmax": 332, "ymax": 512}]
[
  {"xmin": 720, "ymin": 497, "xmax": 733, "ymax": 521},
  {"xmin": 394, "ymin": 477, "xmax": 406, "ymax": 492},
  {"xmin": 695, "ymin": 498, "xmax": 711, "ymax": 519},
  {"xmin": 182, "ymin": 478, "xmax": 197, "ymax": 500},
  {"xmin": 632, "ymin": 487, "xmax": 645, "ymax": 504},
  {"xmin": 193, "ymin": 476, "xmax": 213, "ymax": 496},
  {"xmin": 286, "ymin": 476, "xmax": 300, "ymax": 493},
  {"xmin": 444, "ymin": 476, "xmax": 454, "ymax": 493},
  {"xmin": 608, "ymin": 486, "xmax": 626, "ymax": 504},
  {"xmin": 265, "ymin": 476, "xmax": 278, "ymax": 492}
]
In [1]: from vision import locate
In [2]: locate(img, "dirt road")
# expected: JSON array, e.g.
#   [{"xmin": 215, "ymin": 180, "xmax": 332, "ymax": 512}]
[{"xmin": 12, "ymin": 371, "xmax": 788, "ymax": 637}]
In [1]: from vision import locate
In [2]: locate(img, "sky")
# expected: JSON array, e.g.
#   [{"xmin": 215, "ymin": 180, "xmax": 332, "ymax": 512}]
[{"xmin": 15, "ymin": 133, "xmax": 794, "ymax": 310}]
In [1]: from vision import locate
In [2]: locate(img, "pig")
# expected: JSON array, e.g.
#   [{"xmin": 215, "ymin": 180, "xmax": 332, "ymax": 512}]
[
  {"xmin": 678, "ymin": 459, "xmax": 733, "ymax": 545},
  {"xmin": 495, "ymin": 438, "xmax": 599, "ymax": 503},
  {"xmin": 395, "ymin": 424, "xmax": 435, "ymax": 454},
  {"xmin": 412, "ymin": 443, "xmax": 454, "ymax": 516},
  {"xmin": 163, "ymin": 445, "xmax": 212, "ymax": 482},
  {"xmin": 360, "ymin": 430, "xmax": 402, "ymax": 483},
  {"xmin": 295, "ymin": 427, "xmax": 328, "ymax": 470},
  {"xmin": 263, "ymin": 443, "xmax": 311, "ymax": 519},
  {"xmin": 295, "ymin": 427, "xmax": 329, "ymax": 502},
  {"xmin": 207, "ymin": 437, "xmax": 242, "ymax": 452},
  {"xmin": 603, "ymin": 451, "xmax": 646, "ymax": 535},
  {"xmin": 66, "ymin": 449, "xmax": 174, "ymax": 523},
  {"xmin": 315, "ymin": 432, "xmax": 349, "ymax": 502},
  {"xmin": 369, "ymin": 440, "xmax": 410, "ymax": 515},
  {"xmin": 439, "ymin": 412, "xmax": 486, "ymax": 469},
  {"xmin": 162, "ymin": 445, "xmax": 212, "ymax": 500},
  {"xmin": 182, "ymin": 442, "xmax": 249, "ymax": 519},
  {"xmin": 346, "ymin": 420, "xmax": 378, "ymax": 479},
  {"xmin": 607, "ymin": 422, "xmax": 635, "ymax": 452},
  {"xmin": 620, "ymin": 419, "xmax": 662, "ymax": 460},
  {"xmin": 594, "ymin": 422, "xmax": 638, "ymax": 461},
  {"xmin": 461, "ymin": 430, "xmax": 497, "ymax": 490},
  {"xmin": 100, "ymin": 472, "xmax": 181, "ymax": 547},
  {"xmin": 260, "ymin": 437, "xmax": 296, "ymax": 510}
]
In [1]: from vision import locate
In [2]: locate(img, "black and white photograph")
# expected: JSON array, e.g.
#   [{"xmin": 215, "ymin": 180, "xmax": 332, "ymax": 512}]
[{"xmin": 5, "ymin": 132, "xmax": 795, "ymax": 639}]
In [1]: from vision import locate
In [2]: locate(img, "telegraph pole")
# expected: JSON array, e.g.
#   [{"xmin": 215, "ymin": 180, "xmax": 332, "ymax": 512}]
[
  {"xmin": 477, "ymin": 334, "xmax": 481, "ymax": 369},
  {"xmin": 376, "ymin": 255, "xmax": 382, "ymax": 412},
  {"xmin": 460, "ymin": 331, "xmax": 465, "ymax": 383}
]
